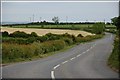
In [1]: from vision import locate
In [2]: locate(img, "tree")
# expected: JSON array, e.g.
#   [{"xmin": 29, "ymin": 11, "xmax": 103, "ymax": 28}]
[
  {"xmin": 52, "ymin": 16, "xmax": 59, "ymax": 24},
  {"xmin": 111, "ymin": 16, "xmax": 120, "ymax": 30},
  {"xmin": 92, "ymin": 22, "xmax": 105, "ymax": 34}
]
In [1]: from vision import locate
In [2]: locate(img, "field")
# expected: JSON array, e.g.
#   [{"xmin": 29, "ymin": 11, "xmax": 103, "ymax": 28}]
[
  {"xmin": 1, "ymin": 27, "xmax": 95, "ymax": 37},
  {"xmin": 2, "ymin": 23, "xmax": 116, "ymax": 64}
]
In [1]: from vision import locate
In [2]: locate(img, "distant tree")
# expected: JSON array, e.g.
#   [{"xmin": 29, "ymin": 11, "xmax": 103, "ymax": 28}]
[
  {"xmin": 92, "ymin": 22, "xmax": 105, "ymax": 34},
  {"xmin": 111, "ymin": 16, "xmax": 120, "ymax": 30},
  {"xmin": 52, "ymin": 16, "xmax": 59, "ymax": 24}
]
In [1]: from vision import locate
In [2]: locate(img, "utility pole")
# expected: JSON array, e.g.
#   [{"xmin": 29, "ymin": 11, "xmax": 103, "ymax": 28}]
[
  {"xmin": 39, "ymin": 17, "xmax": 42, "ymax": 22},
  {"xmin": 94, "ymin": 20, "xmax": 96, "ymax": 23},
  {"xmin": 66, "ymin": 16, "xmax": 68, "ymax": 25},
  {"xmin": 86, "ymin": 20, "xmax": 88, "ymax": 23},
  {"xmin": 29, "ymin": 17, "xmax": 31, "ymax": 23},
  {"xmin": 33, "ymin": 14, "xmax": 34, "ymax": 22},
  {"xmin": 104, "ymin": 19, "xmax": 105, "ymax": 24}
]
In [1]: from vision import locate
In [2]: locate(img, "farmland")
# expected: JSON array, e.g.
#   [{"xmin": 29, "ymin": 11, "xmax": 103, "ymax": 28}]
[
  {"xmin": 1, "ymin": 27, "xmax": 95, "ymax": 37},
  {"xmin": 2, "ymin": 23, "xmax": 116, "ymax": 64}
]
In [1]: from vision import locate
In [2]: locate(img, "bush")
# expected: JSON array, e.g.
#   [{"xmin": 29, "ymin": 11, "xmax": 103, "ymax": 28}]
[
  {"xmin": 41, "ymin": 40, "xmax": 66, "ymax": 53},
  {"xmin": 2, "ymin": 37, "xmax": 27, "ymax": 44},
  {"xmin": 38, "ymin": 36, "xmax": 48, "ymax": 42},
  {"xmin": 62, "ymin": 33, "xmax": 76, "ymax": 42},
  {"xmin": 77, "ymin": 34, "xmax": 84, "ymax": 37},
  {"xmin": 2, "ymin": 31, "xmax": 9, "ymax": 37},
  {"xmin": 2, "ymin": 40, "xmax": 66, "ymax": 63},
  {"xmin": 2, "ymin": 43, "xmax": 36, "ymax": 63},
  {"xmin": 30, "ymin": 32, "xmax": 38, "ymax": 37},
  {"xmin": 108, "ymin": 35, "xmax": 119, "ymax": 71},
  {"xmin": 105, "ymin": 29, "xmax": 117, "ymax": 34},
  {"xmin": 45, "ymin": 33, "xmax": 61, "ymax": 40},
  {"xmin": 62, "ymin": 37, "xmax": 73, "ymax": 45},
  {"xmin": 9, "ymin": 31, "xmax": 30, "ymax": 38},
  {"xmin": 75, "ymin": 34, "xmax": 103, "ymax": 43},
  {"xmin": 92, "ymin": 22, "xmax": 105, "ymax": 34},
  {"xmin": 26, "ymin": 37, "xmax": 37, "ymax": 44}
]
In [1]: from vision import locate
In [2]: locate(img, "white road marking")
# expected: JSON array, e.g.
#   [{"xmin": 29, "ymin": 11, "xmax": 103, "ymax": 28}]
[
  {"xmin": 86, "ymin": 49, "xmax": 89, "ymax": 52},
  {"xmin": 70, "ymin": 57, "xmax": 75, "ymax": 60},
  {"xmin": 82, "ymin": 51, "xmax": 86, "ymax": 54},
  {"xmin": 90, "ymin": 47, "xmax": 93, "ymax": 49},
  {"xmin": 51, "ymin": 71, "xmax": 55, "ymax": 79},
  {"xmin": 77, "ymin": 54, "xmax": 82, "ymax": 57},
  {"xmin": 62, "ymin": 60, "xmax": 68, "ymax": 64},
  {"xmin": 51, "ymin": 43, "xmax": 96, "ymax": 79},
  {"xmin": 53, "ymin": 64, "xmax": 60, "ymax": 69}
]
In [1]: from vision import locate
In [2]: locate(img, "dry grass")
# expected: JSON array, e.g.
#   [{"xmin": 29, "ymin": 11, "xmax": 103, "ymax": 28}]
[{"xmin": 1, "ymin": 27, "xmax": 95, "ymax": 37}]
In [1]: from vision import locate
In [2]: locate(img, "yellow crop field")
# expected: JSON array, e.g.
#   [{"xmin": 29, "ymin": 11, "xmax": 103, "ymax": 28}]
[{"xmin": 1, "ymin": 27, "xmax": 95, "ymax": 37}]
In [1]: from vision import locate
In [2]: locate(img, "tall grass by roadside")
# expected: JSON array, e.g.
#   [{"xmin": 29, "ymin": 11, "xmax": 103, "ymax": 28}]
[
  {"xmin": 108, "ymin": 34, "xmax": 119, "ymax": 72},
  {"xmin": 2, "ymin": 33, "xmax": 103, "ymax": 64},
  {"xmin": 2, "ymin": 40, "xmax": 66, "ymax": 63}
]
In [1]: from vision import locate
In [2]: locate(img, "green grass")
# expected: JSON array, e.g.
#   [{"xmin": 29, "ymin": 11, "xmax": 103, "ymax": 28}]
[
  {"xmin": 2, "ymin": 44, "xmax": 76, "ymax": 66},
  {"xmin": 3, "ymin": 24, "xmax": 93, "ymax": 30},
  {"xmin": 108, "ymin": 34, "xmax": 119, "ymax": 72},
  {"xmin": 2, "ymin": 34, "xmax": 104, "ymax": 64}
]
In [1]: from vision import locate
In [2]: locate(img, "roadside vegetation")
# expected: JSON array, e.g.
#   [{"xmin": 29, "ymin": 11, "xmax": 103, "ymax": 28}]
[
  {"xmin": 2, "ymin": 22, "xmax": 105, "ymax": 64},
  {"xmin": 108, "ymin": 32, "xmax": 119, "ymax": 72},
  {"xmin": 2, "ymin": 31, "xmax": 103, "ymax": 63},
  {"xmin": 108, "ymin": 16, "xmax": 120, "ymax": 72}
]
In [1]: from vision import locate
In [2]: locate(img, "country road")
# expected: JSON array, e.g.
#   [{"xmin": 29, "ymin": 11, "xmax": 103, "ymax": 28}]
[{"xmin": 2, "ymin": 33, "xmax": 119, "ymax": 79}]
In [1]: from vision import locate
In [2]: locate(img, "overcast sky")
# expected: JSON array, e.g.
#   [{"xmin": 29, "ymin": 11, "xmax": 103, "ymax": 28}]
[{"xmin": 2, "ymin": 1, "xmax": 119, "ymax": 23}]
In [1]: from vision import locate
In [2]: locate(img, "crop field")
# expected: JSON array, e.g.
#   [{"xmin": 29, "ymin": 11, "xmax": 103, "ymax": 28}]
[
  {"xmin": 1, "ymin": 27, "xmax": 95, "ymax": 37},
  {"xmin": 2, "ymin": 24, "xmax": 93, "ymax": 29}
]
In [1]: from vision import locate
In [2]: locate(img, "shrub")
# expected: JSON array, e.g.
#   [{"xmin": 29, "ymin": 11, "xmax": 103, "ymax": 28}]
[
  {"xmin": 2, "ymin": 37, "xmax": 27, "ymax": 44},
  {"xmin": 41, "ymin": 40, "xmax": 66, "ymax": 53},
  {"xmin": 30, "ymin": 32, "xmax": 38, "ymax": 37},
  {"xmin": 92, "ymin": 22, "xmax": 105, "ymax": 34},
  {"xmin": 9, "ymin": 31, "xmax": 30, "ymax": 38},
  {"xmin": 26, "ymin": 37, "xmax": 37, "ymax": 44},
  {"xmin": 77, "ymin": 34, "xmax": 84, "ymax": 37},
  {"xmin": 108, "ymin": 35, "xmax": 119, "ymax": 70},
  {"xmin": 62, "ymin": 33, "xmax": 76, "ymax": 42},
  {"xmin": 38, "ymin": 36, "xmax": 48, "ymax": 42},
  {"xmin": 45, "ymin": 33, "xmax": 61, "ymax": 40},
  {"xmin": 32, "ymin": 42, "xmax": 43, "ymax": 55},
  {"xmin": 2, "ymin": 43, "xmax": 36, "ymax": 63},
  {"xmin": 2, "ymin": 40, "xmax": 66, "ymax": 63},
  {"xmin": 2, "ymin": 31, "xmax": 9, "ymax": 37},
  {"xmin": 62, "ymin": 37, "xmax": 73, "ymax": 45}
]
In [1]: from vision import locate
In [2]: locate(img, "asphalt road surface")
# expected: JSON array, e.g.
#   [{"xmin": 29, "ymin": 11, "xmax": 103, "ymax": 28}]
[{"xmin": 2, "ymin": 33, "xmax": 119, "ymax": 79}]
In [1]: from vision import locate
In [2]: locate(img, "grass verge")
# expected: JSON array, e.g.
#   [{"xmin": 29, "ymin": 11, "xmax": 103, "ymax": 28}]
[
  {"xmin": 108, "ymin": 34, "xmax": 119, "ymax": 72},
  {"xmin": 2, "ymin": 34, "xmax": 104, "ymax": 65}
]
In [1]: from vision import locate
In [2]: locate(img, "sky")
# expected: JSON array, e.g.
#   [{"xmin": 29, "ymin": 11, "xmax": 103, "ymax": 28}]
[{"xmin": 2, "ymin": 1, "xmax": 119, "ymax": 23}]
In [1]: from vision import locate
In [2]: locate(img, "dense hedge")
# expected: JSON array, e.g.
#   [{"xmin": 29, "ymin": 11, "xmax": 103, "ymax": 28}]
[
  {"xmin": 2, "ymin": 40, "xmax": 66, "ymax": 63},
  {"xmin": 108, "ymin": 34, "xmax": 119, "ymax": 71},
  {"xmin": 2, "ymin": 31, "xmax": 38, "ymax": 38},
  {"xmin": 92, "ymin": 22, "xmax": 105, "ymax": 34},
  {"xmin": 105, "ymin": 29, "xmax": 117, "ymax": 34},
  {"xmin": 2, "ymin": 31, "xmax": 104, "ymax": 63},
  {"xmin": 75, "ymin": 34, "xmax": 103, "ymax": 43},
  {"xmin": 2, "ymin": 32, "xmax": 76, "ymax": 44}
]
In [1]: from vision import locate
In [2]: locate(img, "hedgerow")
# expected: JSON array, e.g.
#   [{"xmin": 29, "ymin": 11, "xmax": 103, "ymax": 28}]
[{"xmin": 2, "ymin": 40, "xmax": 66, "ymax": 63}]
